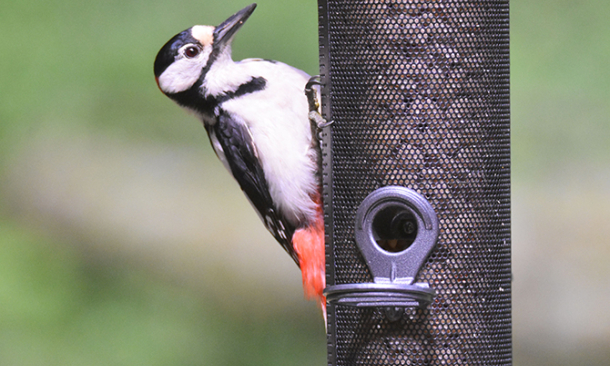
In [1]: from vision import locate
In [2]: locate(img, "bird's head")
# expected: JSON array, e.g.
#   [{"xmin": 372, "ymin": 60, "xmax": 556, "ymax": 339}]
[{"xmin": 154, "ymin": 3, "xmax": 257, "ymax": 96}]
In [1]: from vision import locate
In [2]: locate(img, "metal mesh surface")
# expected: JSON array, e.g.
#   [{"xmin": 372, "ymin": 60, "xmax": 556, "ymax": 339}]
[{"xmin": 318, "ymin": 0, "xmax": 510, "ymax": 365}]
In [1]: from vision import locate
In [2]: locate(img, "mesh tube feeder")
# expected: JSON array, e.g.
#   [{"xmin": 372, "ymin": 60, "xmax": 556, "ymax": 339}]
[{"xmin": 316, "ymin": 0, "xmax": 511, "ymax": 365}]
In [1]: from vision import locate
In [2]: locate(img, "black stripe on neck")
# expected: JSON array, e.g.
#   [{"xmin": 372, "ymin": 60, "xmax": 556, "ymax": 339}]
[
  {"xmin": 218, "ymin": 77, "xmax": 267, "ymax": 103},
  {"xmin": 169, "ymin": 77, "xmax": 267, "ymax": 118}
]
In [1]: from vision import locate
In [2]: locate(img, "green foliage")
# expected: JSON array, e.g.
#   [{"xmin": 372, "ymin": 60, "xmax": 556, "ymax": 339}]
[
  {"xmin": 511, "ymin": 1, "xmax": 610, "ymax": 180},
  {"xmin": 0, "ymin": 222, "xmax": 325, "ymax": 365}
]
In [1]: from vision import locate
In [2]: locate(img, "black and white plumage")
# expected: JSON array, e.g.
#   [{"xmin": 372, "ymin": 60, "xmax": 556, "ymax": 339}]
[{"xmin": 153, "ymin": 3, "xmax": 325, "ymax": 307}]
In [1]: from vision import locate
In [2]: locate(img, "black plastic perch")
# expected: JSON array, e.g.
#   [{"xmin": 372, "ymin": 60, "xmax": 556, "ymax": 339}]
[{"xmin": 317, "ymin": 0, "xmax": 511, "ymax": 365}]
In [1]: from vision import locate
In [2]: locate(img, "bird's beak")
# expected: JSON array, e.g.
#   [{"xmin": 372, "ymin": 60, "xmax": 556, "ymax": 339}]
[{"xmin": 213, "ymin": 3, "xmax": 257, "ymax": 48}]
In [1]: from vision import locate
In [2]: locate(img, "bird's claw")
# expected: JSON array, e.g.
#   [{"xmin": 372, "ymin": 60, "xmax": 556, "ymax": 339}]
[{"xmin": 305, "ymin": 76, "xmax": 332, "ymax": 129}]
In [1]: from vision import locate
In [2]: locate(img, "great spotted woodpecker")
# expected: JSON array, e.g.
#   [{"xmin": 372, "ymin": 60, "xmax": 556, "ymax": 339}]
[{"xmin": 153, "ymin": 3, "xmax": 325, "ymax": 315}]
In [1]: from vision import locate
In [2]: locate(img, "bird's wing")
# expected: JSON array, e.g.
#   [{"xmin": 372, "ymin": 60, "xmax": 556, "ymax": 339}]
[{"xmin": 206, "ymin": 110, "xmax": 299, "ymax": 265}]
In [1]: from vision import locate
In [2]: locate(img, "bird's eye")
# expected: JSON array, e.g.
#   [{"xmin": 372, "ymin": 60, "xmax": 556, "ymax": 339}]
[{"xmin": 184, "ymin": 46, "xmax": 200, "ymax": 58}]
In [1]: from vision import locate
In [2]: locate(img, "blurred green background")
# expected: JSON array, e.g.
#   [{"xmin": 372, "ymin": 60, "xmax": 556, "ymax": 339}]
[{"xmin": 0, "ymin": 0, "xmax": 608, "ymax": 365}]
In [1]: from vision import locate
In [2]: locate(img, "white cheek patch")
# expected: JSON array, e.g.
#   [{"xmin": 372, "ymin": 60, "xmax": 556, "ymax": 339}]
[
  {"xmin": 157, "ymin": 47, "xmax": 212, "ymax": 94},
  {"xmin": 157, "ymin": 60, "xmax": 201, "ymax": 94}
]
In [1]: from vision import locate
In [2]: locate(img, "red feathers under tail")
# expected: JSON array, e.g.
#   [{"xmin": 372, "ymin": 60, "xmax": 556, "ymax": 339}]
[{"xmin": 292, "ymin": 202, "xmax": 326, "ymax": 319}]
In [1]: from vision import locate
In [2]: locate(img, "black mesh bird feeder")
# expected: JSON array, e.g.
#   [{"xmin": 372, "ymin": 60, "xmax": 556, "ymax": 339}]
[{"xmin": 317, "ymin": 0, "xmax": 511, "ymax": 365}]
